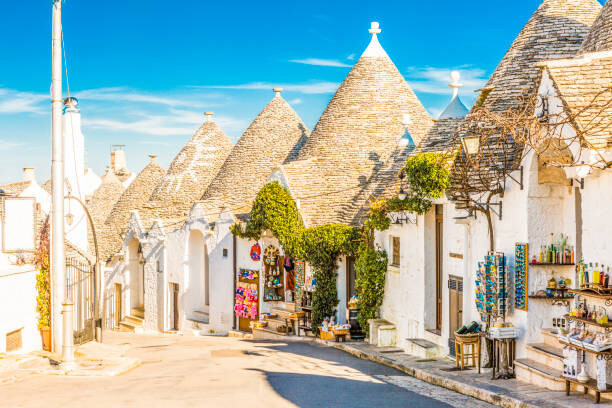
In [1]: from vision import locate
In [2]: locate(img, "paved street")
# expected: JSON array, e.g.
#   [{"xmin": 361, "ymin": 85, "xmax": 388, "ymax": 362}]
[{"xmin": 0, "ymin": 331, "xmax": 494, "ymax": 408}]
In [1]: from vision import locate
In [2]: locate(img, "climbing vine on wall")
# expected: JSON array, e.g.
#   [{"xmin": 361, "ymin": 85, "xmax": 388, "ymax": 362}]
[
  {"xmin": 232, "ymin": 182, "xmax": 360, "ymax": 334},
  {"xmin": 366, "ymin": 152, "xmax": 452, "ymax": 231},
  {"xmin": 35, "ymin": 218, "xmax": 51, "ymax": 329},
  {"xmin": 355, "ymin": 247, "xmax": 387, "ymax": 335}
]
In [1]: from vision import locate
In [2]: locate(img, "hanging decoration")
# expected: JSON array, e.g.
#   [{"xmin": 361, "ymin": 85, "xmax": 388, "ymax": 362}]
[
  {"xmin": 263, "ymin": 246, "xmax": 284, "ymax": 301},
  {"xmin": 250, "ymin": 242, "xmax": 261, "ymax": 261},
  {"xmin": 514, "ymin": 243, "xmax": 528, "ymax": 311},
  {"xmin": 238, "ymin": 268, "xmax": 258, "ymax": 280},
  {"xmin": 475, "ymin": 252, "xmax": 507, "ymax": 322}
]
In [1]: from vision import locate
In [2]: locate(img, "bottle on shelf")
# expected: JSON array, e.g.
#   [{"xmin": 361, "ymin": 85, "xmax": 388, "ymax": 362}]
[
  {"xmin": 578, "ymin": 263, "xmax": 584, "ymax": 288},
  {"xmin": 606, "ymin": 267, "xmax": 610, "ymax": 288},
  {"xmin": 594, "ymin": 263, "xmax": 600, "ymax": 284}
]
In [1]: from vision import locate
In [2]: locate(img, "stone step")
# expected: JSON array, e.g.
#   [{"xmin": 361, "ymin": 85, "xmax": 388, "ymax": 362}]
[
  {"xmin": 119, "ymin": 320, "xmax": 138, "ymax": 333},
  {"xmin": 252, "ymin": 327, "xmax": 289, "ymax": 340},
  {"xmin": 190, "ymin": 310, "xmax": 209, "ymax": 324},
  {"xmin": 526, "ymin": 342, "xmax": 564, "ymax": 372},
  {"xmin": 124, "ymin": 315, "xmax": 144, "ymax": 326},
  {"xmin": 515, "ymin": 358, "xmax": 565, "ymax": 391},
  {"xmin": 405, "ymin": 338, "xmax": 444, "ymax": 359},
  {"xmin": 541, "ymin": 328, "xmax": 561, "ymax": 347},
  {"xmin": 131, "ymin": 307, "xmax": 145, "ymax": 319},
  {"xmin": 269, "ymin": 308, "xmax": 294, "ymax": 319}
]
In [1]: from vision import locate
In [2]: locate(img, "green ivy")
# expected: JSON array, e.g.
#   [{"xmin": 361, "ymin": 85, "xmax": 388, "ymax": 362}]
[
  {"xmin": 355, "ymin": 247, "xmax": 388, "ymax": 335},
  {"xmin": 367, "ymin": 152, "xmax": 451, "ymax": 231},
  {"xmin": 232, "ymin": 182, "xmax": 360, "ymax": 334},
  {"xmin": 35, "ymin": 220, "xmax": 51, "ymax": 329}
]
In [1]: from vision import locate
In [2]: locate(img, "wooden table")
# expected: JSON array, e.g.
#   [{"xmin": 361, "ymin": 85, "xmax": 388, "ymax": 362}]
[
  {"xmin": 563, "ymin": 376, "xmax": 612, "ymax": 404},
  {"xmin": 488, "ymin": 335, "xmax": 516, "ymax": 380}
]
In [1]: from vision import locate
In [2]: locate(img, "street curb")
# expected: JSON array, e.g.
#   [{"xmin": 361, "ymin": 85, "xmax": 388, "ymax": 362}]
[{"xmin": 331, "ymin": 343, "xmax": 533, "ymax": 408}]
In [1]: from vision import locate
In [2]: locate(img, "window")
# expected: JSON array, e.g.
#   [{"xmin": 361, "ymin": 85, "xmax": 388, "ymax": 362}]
[{"xmin": 391, "ymin": 236, "xmax": 400, "ymax": 267}]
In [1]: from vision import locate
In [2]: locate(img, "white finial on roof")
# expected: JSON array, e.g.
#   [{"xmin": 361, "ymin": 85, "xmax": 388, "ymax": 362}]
[
  {"xmin": 273, "ymin": 88, "xmax": 283, "ymax": 97},
  {"xmin": 449, "ymin": 71, "xmax": 462, "ymax": 99},
  {"xmin": 439, "ymin": 71, "xmax": 469, "ymax": 119},
  {"xmin": 362, "ymin": 22, "xmax": 388, "ymax": 58},
  {"xmin": 369, "ymin": 22, "xmax": 381, "ymax": 35},
  {"xmin": 205, "ymin": 111, "xmax": 214, "ymax": 121},
  {"xmin": 149, "ymin": 154, "xmax": 158, "ymax": 162},
  {"xmin": 399, "ymin": 113, "xmax": 414, "ymax": 146}
]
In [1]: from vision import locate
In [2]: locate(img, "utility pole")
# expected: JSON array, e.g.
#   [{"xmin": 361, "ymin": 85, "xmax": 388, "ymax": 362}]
[{"xmin": 51, "ymin": 0, "xmax": 65, "ymax": 354}]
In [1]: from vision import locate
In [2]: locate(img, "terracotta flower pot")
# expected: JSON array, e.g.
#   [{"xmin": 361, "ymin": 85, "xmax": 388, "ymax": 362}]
[{"xmin": 40, "ymin": 326, "xmax": 51, "ymax": 351}]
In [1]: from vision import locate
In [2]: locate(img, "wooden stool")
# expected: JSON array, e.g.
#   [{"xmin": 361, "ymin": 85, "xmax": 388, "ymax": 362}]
[{"xmin": 455, "ymin": 334, "xmax": 480, "ymax": 371}]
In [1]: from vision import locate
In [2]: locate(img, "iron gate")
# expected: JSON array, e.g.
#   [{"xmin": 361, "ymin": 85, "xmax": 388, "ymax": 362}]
[{"xmin": 66, "ymin": 257, "xmax": 95, "ymax": 345}]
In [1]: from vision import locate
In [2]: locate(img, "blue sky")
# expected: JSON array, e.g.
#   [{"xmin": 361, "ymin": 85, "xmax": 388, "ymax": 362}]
[{"xmin": 0, "ymin": 0, "xmax": 604, "ymax": 184}]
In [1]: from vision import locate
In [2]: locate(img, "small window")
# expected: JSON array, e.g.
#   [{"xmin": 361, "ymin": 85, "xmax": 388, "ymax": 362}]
[{"xmin": 391, "ymin": 236, "xmax": 400, "ymax": 267}]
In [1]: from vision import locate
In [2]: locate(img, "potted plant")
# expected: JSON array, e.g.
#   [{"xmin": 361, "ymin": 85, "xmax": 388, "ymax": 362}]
[{"xmin": 35, "ymin": 219, "xmax": 51, "ymax": 351}]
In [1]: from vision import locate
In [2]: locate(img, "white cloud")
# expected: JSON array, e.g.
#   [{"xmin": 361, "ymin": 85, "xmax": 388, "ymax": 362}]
[
  {"xmin": 0, "ymin": 140, "xmax": 26, "ymax": 151},
  {"xmin": 290, "ymin": 58, "xmax": 351, "ymax": 68},
  {"xmin": 0, "ymin": 88, "xmax": 47, "ymax": 114},
  {"xmin": 77, "ymin": 87, "xmax": 202, "ymax": 107},
  {"xmin": 405, "ymin": 67, "xmax": 488, "ymax": 96},
  {"xmin": 347, "ymin": 53, "xmax": 356, "ymax": 61},
  {"xmin": 83, "ymin": 109, "xmax": 249, "ymax": 137},
  {"xmin": 289, "ymin": 98, "xmax": 303, "ymax": 105},
  {"xmin": 203, "ymin": 81, "xmax": 339, "ymax": 94}
]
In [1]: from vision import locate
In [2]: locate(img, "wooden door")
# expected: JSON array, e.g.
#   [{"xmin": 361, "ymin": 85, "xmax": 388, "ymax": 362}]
[
  {"xmin": 435, "ymin": 205, "xmax": 443, "ymax": 331},
  {"xmin": 346, "ymin": 256, "xmax": 356, "ymax": 305},
  {"xmin": 448, "ymin": 276, "xmax": 463, "ymax": 356},
  {"xmin": 172, "ymin": 283, "xmax": 179, "ymax": 331},
  {"xmin": 114, "ymin": 283, "xmax": 122, "ymax": 327}
]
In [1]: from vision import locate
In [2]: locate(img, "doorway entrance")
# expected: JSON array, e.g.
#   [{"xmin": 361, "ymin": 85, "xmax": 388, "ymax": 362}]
[
  {"xmin": 128, "ymin": 238, "xmax": 144, "ymax": 310},
  {"xmin": 114, "ymin": 283, "xmax": 122, "ymax": 328},
  {"xmin": 448, "ymin": 276, "xmax": 463, "ymax": 357},
  {"xmin": 169, "ymin": 283, "xmax": 179, "ymax": 331},
  {"xmin": 435, "ymin": 204, "xmax": 443, "ymax": 332}
]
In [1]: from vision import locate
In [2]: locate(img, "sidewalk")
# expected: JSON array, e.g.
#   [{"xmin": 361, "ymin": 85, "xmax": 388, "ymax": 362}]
[
  {"xmin": 0, "ymin": 340, "xmax": 140, "ymax": 384},
  {"xmin": 325, "ymin": 341, "xmax": 606, "ymax": 408}
]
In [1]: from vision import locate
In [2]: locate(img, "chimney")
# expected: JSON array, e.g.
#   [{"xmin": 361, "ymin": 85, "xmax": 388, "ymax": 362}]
[
  {"xmin": 23, "ymin": 168, "xmax": 36, "ymax": 183},
  {"xmin": 110, "ymin": 145, "xmax": 128, "ymax": 174}
]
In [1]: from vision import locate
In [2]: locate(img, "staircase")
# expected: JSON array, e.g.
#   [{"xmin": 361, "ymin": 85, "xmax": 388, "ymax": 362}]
[
  {"xmin": 515, "ymin": 328, "xmax": 565, "ymax": 391},
  {"xmin": 187, "ymin": 310, "xmax": 212, "ymax": 336},
  {"xmin": 119, "ymin": 307, "xmax": 144, "ymax": 333}
]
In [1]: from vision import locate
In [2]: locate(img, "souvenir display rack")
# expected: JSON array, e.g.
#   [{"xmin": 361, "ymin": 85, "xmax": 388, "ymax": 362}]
[
  {"xmin": 263, "ymin": 246, "xmax": 284, "ymax": 302},
  {"xmin": 475, "ymin": 252, "xmax": 507, "ymax": 322},
  {"xmin": 235, "ymin": 268, "xmax": 259, "ymax": 332},
  {"xmin": 515, "ymin": 243, "xmax": 528, "ymax": 311}
]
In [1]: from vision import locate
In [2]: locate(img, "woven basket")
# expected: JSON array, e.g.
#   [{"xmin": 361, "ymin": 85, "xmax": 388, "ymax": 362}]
[{"xmin": 455, "ymin": 333, "xmax": 479, "ymax": 342}]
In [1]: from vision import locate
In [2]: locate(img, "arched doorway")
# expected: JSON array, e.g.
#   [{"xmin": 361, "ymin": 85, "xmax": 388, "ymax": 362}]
[
  {"xmin": 187, "ymin": 230, "xmax": 209, "ymax": 316},
  {"xmin": 128, "ymin": 238, "xmax": 144, "ymax": 311}
]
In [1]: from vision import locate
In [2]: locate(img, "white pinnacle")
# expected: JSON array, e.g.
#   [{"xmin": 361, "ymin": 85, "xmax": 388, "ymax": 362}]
[
  {"xmin": 362, "ymin": 21, "xmax": 388, "ymax": 58},
  {"xmin": 449, "ymin": 71, "xmax": 462, "ymax": 98}
]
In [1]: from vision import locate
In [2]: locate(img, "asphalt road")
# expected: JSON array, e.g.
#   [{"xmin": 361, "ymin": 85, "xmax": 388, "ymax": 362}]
[{"xmin": 0, "ymin": 332, "xmax": 494, "ymax": 408}]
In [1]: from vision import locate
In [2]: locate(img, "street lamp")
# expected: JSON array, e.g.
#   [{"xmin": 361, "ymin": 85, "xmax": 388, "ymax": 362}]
[
  {"xmin": 398, "ymin": 188, "xmax": 407, "ymax": 201},
  {"xmin": 460, "ymin": 133, "xmax": 481, "ymax": 157}
]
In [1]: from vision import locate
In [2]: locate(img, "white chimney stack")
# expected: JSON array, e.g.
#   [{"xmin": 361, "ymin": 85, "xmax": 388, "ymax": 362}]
[
  {"xmin": 62, "ymin": 96, "xmax": 85, "ymax": 199},
  {"xmin": 23, "ymin": 168, "xmax": 36, "ymax": 183}
]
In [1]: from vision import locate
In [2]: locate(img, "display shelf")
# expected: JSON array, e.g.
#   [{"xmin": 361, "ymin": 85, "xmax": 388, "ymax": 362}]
[
  {"xmin": 562, "ymin": 376, "xmax": 612, "ymax": 404},
  {"xmin": 569, "ymin": 289, "xmax": 612, "ymax": 302},
  {"xmin": 558, "ymin": 339, "xmax": 612, "ymax": 357},
  {"xmin": 530, "ymin": 263, "xmax": 575, "ymax": 266},
  {"xmin": 565, "ymin": 314, "xmax": 612, "ymax": 331},
  {"xmin": 528, "ymin": 295, "xmax": 573, "ymax": 306}
]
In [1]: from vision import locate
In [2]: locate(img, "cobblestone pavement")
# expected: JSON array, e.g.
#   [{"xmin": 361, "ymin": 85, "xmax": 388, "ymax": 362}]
[{"xmin": 0, "ymin": 331, "xmax": 495, "ymax": 408}]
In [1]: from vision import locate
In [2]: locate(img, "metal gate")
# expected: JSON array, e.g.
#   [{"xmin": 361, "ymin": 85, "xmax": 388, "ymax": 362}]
[{"xmin": 66, "ymin": 257, "xmax": 95, "ymax": 345}]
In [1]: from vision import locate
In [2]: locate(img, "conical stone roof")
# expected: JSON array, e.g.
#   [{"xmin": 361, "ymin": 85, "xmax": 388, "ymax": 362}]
[
  {"xmin": 200, "ymin": 89, "xmax": 309, "ymax": 220},
  {"xmin": 478, "ymin": 0, "xmax": 602, "ymax": 113},
  {"xmin": 296, "ymin": 22, "xmax": 432, "ymax": 165},
  {"xmin": 449, "ymin": 0, "xmax": 602, "ymax": 199},
  {"xmin": 87, "ymin": 168, "xmax": 125, "ymax": 259},
  {"xmin": 140, "ymin": 114, "xmax": 233, "ymax": 228},
  {"xmin": 579, "ymin": 0, "xmax": 612, "ymax": 54},
  {"xmin": 286, "ymin": 22, "xmax": 433, "ymax": 226},
  {"xmin": 101, "ymin": 155, "xmax": 165, "ymax": 261}
]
